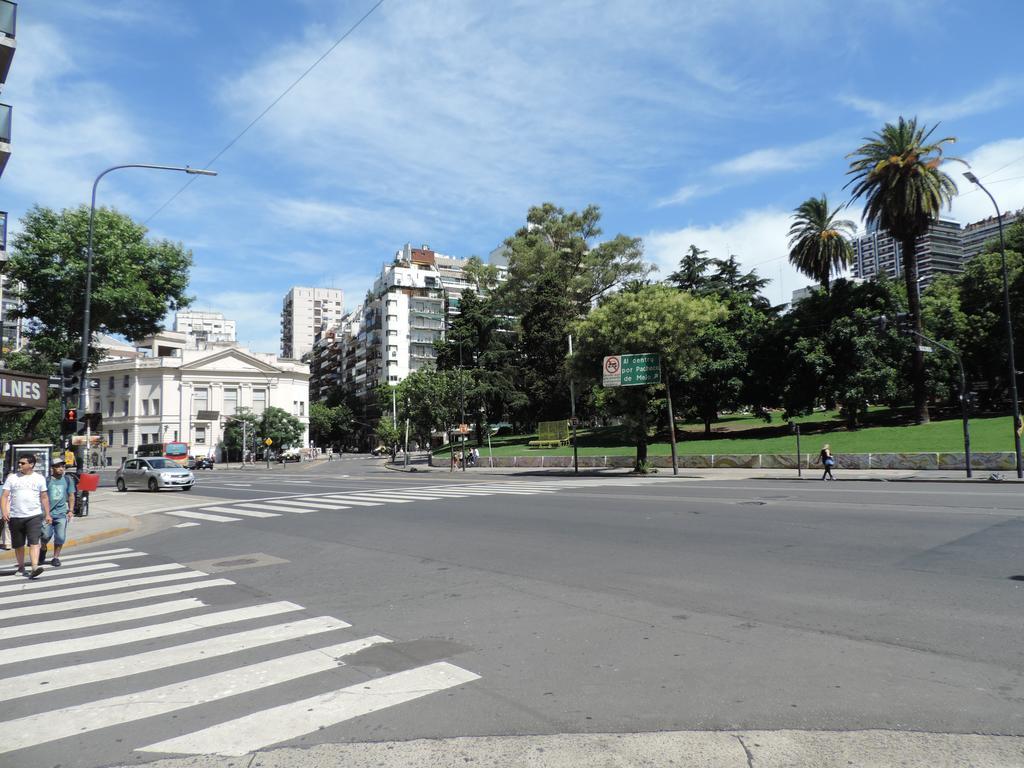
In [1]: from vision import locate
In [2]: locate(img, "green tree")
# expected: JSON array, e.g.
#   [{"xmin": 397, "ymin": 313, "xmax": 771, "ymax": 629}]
[
  {"xmin": 572, "ymin": 285, "xmax": 724, "ymax": 469},
  {"xmin": 787, "ymin": 195, "xmax": 855, "ymax": 293},
  {"xmin": 499, "ymin": 203, "xmax": 652, "ymax": 424},
  {"xmin": 259, "ymin": 406, "xmax": 304, "ymax": 450},
  {"xmin": 308, "ymin": 401, "xmax": 353, "ymax": 448},
  {"xmin": 222, "ymin": 407, "xmax": 261, "ymax": 460},
  {"xmin": 847, "ymin": 117, "xmax": 961, "ymax": 423},
  {"xmin": 7, "ymin": 205, "xmax": 193, "ymax": 362},
  {"xmin": 667, "ymin": 245, "xmax": 712, "ymax": 292},
  {"xmin": 389, "ymin": 368, "xmax": 461, "ymax": 451}
]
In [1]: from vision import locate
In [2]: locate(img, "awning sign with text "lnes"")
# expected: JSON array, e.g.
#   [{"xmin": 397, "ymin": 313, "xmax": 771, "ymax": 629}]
[
  {"xmin": 602, "ymin": 354, "xmax": 661, "ymax": 388},
  {"xmin": 0, "ymin": 370, "xmax": 48, "ymax": 410}
]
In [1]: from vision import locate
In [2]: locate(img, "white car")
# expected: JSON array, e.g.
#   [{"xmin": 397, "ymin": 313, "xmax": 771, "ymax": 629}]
[{"xmin": 115, "ymin": 458, "xmax": 195, "ymax": 492}]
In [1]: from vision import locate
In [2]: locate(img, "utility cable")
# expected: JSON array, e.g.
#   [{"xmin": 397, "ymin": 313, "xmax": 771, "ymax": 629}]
[{"xmin": 144, "ymin": 0, "xmax": 386, "ymax": 225}]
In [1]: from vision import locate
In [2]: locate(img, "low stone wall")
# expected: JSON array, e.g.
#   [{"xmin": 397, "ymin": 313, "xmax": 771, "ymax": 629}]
[{"xmin": 429, "ymin": 452, "xmax": 1018, "ymax": 470}]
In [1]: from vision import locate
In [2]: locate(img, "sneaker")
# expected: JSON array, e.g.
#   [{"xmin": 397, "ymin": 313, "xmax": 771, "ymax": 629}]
[
  {"xmin": 51, "ymin": 557, "xmax": 61, "ymax": 567},
  {"xmin": 28, "ymin": 567, "xmax": 43, "ymax": 579}
]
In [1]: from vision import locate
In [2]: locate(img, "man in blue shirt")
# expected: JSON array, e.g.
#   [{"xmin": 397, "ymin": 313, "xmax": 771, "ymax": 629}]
[{"xmin": 40, "ymin": 458, "xmax": 75, "ymax": 567}]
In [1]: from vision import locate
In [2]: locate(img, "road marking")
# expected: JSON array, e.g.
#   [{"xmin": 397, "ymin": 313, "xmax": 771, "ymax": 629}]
[
  {"xmin": 0, "ymin": 578, "xmax": 235, "ymax": 621},
  {"xmin": 0, "ymin": 636, "xmax": 389, "ymax": 754},
  {"xmin": 140, "ymin": 662, "xmax": 481, "ymax": 757},
  {"xmin": 0, "ymin": 570, "xmax": 208, "ymax": 606},
  {"xmin": 297, "ymin": 496, "xmax": 383, "ymax": 507},
  {"xmin": 56, "ymin": 547, "xmax": 135, "ymax": 560},
  {"xmin": 10, "ymin": 598, "xmax": 206, "ymax": 638},
  {"xmin": 0, "ymin": 563, "xmax": 185, "ymax": 594},
  {"xmin": 261, "ymin": 499, "xmax": 352, "ymax": 510},
  {"xmin": 227, "ymin": 502, "xmax": 325, "ymax": 514},
  {"xmin": 166, "ymin": 510, "xmax": 242, "ymax": 523},
  {"xmin": 175, "ymin": 522, "xmax": 201, "ymax": 527},
  {"xmin": 54, "ymin": 551, "xmax": 148, "ymax": 567},
  {"xmin": 12, "ymin": 601, "xmax": 306, "ymax": 663},
  {"xmin": 201, "ymin": 506, "xmax": 280, "ymax": 518},
  {"xmin": 0, "ymin": 616, "xmax": 358, "ymax": 703},
  {"xmin": 222, "ymin": 483, "xmax": 253, "ymax": 487},
  {"xmin": 321, "ymin": 493, "xmax": 416, "ymax": 504},
  {"xmin": 1, "ymin": 561, "xmax": 118, "ymax": 579}
]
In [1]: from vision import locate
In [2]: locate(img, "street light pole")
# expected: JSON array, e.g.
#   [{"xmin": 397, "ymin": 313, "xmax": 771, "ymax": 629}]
[
  {"xmin": 963, "ymin": 171, "xmax": 1022, "ymax": 478},
  {"xmin": 79, "ymin": 164, "xmax": 216, "ymax": 466}
]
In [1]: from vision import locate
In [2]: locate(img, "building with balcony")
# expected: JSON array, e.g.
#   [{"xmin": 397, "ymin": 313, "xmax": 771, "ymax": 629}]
[
  {"xmin": 90, "ymin": 330, "xmax": 309, "ymax": 466},
  {"xmin": 280, "ymin": 286, "xmax": 344, "ymax": 359},
  {"xmin": 175, "ymin": 310, "xmax": 237, "ymax": 349},
  {"xmin": 0, "ymin": 1, "xmax": 15, "ymax": 181}
]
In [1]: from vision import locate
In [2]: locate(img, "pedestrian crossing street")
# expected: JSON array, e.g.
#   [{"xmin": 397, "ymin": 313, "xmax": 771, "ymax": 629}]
[
  {"xmin": 1, "ymin": 546, "xmax": 480, "ymax": 760},
  {"xmin": 165, "ymin": 478, "xmax": 678, "ymax": 527}
]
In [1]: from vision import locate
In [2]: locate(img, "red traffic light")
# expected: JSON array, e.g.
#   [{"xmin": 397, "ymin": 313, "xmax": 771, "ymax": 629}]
[{"xmin": 64, "ymin": 408, "xmax": 77, "ymax": 422}]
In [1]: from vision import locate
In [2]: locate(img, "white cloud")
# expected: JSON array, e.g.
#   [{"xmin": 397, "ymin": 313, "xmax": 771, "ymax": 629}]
[
  {"xmin": 644, "ymin": 209, "xmax": 824, "ymax": 305},
  {"xmin": 839, "ymin": 79, "xmax": 1023, "ymax": 123},
  {"xmin": 951, "ymin": 138, "xmax": 1024, "ymax": 224},
  {"xmin": 712, "ymin": 136, "xmax": 846, "ymax": 176}
]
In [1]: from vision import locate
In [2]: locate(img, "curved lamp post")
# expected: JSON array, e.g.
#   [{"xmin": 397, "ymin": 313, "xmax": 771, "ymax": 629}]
[
  {"xmin": 78, "ymin": 165, "xmax": 217, "ymax": 454},
  {"xmin": 963, "ymin": 171, "xmax": 1022, "ymax": 478}
]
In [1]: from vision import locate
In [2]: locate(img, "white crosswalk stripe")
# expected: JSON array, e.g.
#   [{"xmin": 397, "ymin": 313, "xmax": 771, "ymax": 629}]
[
  {"xmin": 157, "ymin": 478, "xmax": 677, "ymax": 525},
  {"xmin": 0, "ymin": 547, "xmax": 479, "ymax": 758},
  {"xmin": 0, "ymin": 562, "xmax": 185, "ymax": 594}
]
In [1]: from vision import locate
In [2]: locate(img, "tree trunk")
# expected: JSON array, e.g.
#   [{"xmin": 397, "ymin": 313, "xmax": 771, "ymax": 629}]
[
  {"xmin": 902, "ymin": 236, "xmax": 930, "ymax": 424},
  {"xmin": 635, "ymin": 438, "xmax": 648, "ymax": 472},
  {"xmin": 20, "ymin": 409, "xmax": 46, "ymax": 442}
]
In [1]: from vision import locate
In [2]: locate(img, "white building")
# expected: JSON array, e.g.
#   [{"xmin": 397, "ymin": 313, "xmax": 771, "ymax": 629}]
[
  {"xmin": 280, "ymin": 287, "xmax": 344, "ymax": 359},
  {"xmin": 175, "ymin": 310, "xmax": 237, "ymax": 348},
  {"xmin": 90, "ymin": 331, "xmax": 309, "ymax": 466}
]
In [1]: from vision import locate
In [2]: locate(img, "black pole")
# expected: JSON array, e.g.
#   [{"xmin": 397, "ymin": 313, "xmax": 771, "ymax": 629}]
[
  {"xmin": 791, "ymin": 421, "xmax": 802, "ymax": 479},
  {"xmin": 965, "ymin": 174, "xmax": 1022, "ymax": 478},
  {"xmin": 568, "ymin": 335, "xmax": 578, "ymax": 474},
  {"xmin": 663, "ymin": 361, "xmax": 678, "ymax": 476},
  {"xmin": 910, "ymin": 328, "xmax": 972, "ymax": 479}
]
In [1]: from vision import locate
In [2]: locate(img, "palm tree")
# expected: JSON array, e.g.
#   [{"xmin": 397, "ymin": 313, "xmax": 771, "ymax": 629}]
[
  {"xmin": 787, "ymin": 194, "xmax": 855, "ymax": 293},
  {"xmin": 846, "ymin": 116, "xmax": 960, "ymax": 424}
]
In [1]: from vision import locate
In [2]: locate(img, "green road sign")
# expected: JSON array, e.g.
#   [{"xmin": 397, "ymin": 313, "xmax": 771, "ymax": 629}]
[{"xmin": 602, "ymin": 353, "xmax": 661, "ymax": 387}]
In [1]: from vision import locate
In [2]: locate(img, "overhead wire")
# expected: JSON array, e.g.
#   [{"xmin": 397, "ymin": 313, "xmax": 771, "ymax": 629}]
[{"xmin": 144, "ymin": 0, "xmax": 386, "ymax": 225}]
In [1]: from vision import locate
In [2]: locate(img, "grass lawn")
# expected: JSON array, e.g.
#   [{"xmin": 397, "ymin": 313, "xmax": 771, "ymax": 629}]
[{"xmin": 439, "ymin": 409, "xmax": 1020, "ymax": 457}]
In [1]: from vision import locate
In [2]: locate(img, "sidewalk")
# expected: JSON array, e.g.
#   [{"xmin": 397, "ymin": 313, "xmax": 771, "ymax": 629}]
[{"xmin": 390, "ymin": 461, "xmax": 1024, "ymax": 483}]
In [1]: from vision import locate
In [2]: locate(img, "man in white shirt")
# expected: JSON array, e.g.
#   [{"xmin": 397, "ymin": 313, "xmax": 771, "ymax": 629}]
[{"xmin": 1, "ymin": 454, "xmax": 51, "ymax": 579}]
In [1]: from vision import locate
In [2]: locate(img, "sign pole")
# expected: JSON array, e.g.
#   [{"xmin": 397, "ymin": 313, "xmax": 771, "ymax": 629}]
[
  {"xmin": 663, "ymin": 361, "xmax": 678, "ymax": 476},
  {"xmin": 568, "ymin": 335, "xmax": 579, "ymax": 474}
]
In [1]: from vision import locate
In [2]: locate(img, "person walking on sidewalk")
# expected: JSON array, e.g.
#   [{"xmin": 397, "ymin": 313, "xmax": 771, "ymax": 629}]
[
  {"xmin": 0, "ymin": 455, "xmax": 51, "ymax": 578},
  {"xmin": 819, "ymin": 444, "xmax": 836, "ymax": 481},
  {"xmin": 39, "ymin": 458, "xmax": 75, "ymax": 567}
]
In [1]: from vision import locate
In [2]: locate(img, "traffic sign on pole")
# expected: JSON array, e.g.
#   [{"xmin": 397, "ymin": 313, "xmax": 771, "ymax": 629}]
[{"xmin": 602, "ymin": 353, "xmax": 661, "ymax": 387}]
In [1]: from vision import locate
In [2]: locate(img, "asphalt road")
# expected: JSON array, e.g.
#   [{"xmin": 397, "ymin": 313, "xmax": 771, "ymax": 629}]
[{"xmin": 4, "ymin": 458, "xmax": 1023, "ymax": 767}]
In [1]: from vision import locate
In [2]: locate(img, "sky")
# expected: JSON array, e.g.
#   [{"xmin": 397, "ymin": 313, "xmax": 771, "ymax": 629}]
[{"xmin": 5, "ymin": 0, "xmax": 1024, "ymax": 355}]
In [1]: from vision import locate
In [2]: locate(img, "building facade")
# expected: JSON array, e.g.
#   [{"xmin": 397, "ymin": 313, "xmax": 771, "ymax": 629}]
[
  {"xmin": 175, "ymin": 310, "xmax": 237, "ymax": 349},
  {"xmin": 280, "ymin": 287, "xmax": 344, "ymax": 359},
  {"xmin": 90, "ymin": 331, "xmax": 309, "ymax": 466},
  {"xmin": 0, "ymin": 0, "xmax": 15, "ymax": 181}
]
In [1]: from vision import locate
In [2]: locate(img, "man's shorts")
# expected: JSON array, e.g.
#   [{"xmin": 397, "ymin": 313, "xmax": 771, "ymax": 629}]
[
  {"xmin": 8, "ymin": 514, "xmax": 43, "ymax": 548},
  {"xmin": 41, "ymin": 515, "xmax": 69, "ymax": 546}
]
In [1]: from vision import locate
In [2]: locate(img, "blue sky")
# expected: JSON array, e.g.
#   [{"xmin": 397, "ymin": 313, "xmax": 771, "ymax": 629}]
[{"xmin": 6, "ymin": 0, "xmax": 1024, "ymax": 354}]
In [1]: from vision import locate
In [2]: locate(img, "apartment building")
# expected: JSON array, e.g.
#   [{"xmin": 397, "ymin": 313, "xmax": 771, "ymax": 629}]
[
  {"xmin": 280, "ymin": 287, "xmax": 344, "ymax": 359},
  {"xmin": 175, "ymin": 310, "xmax": 237, "ymax": 349},
  {"xmin": 851, "ymin": 210, "xmax": 1024, "ymax": 289},
  {"xmin": 91, "ymin": 330, "xmax": 309, "ymax": 466},
  {"xmin": 0, "ymin": 1, "xmax": 14, "ymax": 181}
]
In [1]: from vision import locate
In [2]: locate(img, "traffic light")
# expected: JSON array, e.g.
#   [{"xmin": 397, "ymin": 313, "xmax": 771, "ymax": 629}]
[
  {"xmin": 894, "ymin": 312, "xmax": 912, "ymax": 334},
  {"xmin": 59, "ymin": 358, "xmax": 83, "ymax": 399},
  {"xmin": 62, "ymin": 408, "xmax": 78, "ymax": 436}
]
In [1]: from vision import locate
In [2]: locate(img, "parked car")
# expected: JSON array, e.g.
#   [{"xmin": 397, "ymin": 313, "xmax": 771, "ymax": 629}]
[
  {"xmin": 116, "ymin": 457, "xmax": 195, "ymax": 492},
  {"xmin": 188, "ymin": 456, "xmax": 214, "ymax": 470},
  {"xmin": 277, "ymin": 449, "xmax": 302, "ymax": 463}
]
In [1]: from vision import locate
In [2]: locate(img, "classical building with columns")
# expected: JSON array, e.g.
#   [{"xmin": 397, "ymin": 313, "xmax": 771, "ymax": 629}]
[{"xmin": 89, "ymin": 331, "xmax": 309, "ymax": 466}]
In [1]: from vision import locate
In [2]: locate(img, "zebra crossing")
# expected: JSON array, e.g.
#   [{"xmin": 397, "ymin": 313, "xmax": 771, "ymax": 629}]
[
  {"xmin": 0, "ymin": 546, "xmax": 480, "ymax": 760},
  {"xmin": 163, "ymin": 478, "xmax": 677, "ymax": 526}
]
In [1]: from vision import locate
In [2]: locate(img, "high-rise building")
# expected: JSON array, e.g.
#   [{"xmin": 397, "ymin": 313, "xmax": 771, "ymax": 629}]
[
  {"xmin": 961, "ymin": 209, "xmax": 1023, "ymax": 261},
  {"xmin": 0, "ymin": 1, "xmax": 15, "ymax": 181},
  {"xmin": 280, "ymin": 287, "xmax": 344, "ymax": 359},
  {"xmin": 175, "ymin": 310, "xmax": 237, "ymax": 349}
]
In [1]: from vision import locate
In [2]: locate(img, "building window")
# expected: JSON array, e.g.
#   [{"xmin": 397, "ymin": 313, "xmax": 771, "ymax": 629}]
[
  {"xmin": 389, "ymin": 375, "xmax": 399, "ymax": 382},
  {"xmin": 152, "ymin": 399, "xmax": 160, "ymax": 415},
  {"xmin": 108, "ymin": 402, "xmax": 115, "ymax": 418},
  {"xmin": 223, "ymin": 388, "xmax": 238, "ymax": 416},
  {"xmin": 108, "ymin": 430, "xmax": 114, "ymax": 446},
  {"xmin": 108, "ymin": 376, "xmax": 115, "ymax": 390},
  {"xmin": 299, "ymin": 401, "xmax": 305, "ymax": 416},
  {"xmin": 192, "ymin": 387, "xmax": 208, "ymax": 415},
  {"xmin": 122, "ymin": 429, "xmax": 129, "ymax": 445},
  {"xmin": 123, "ymin": 375, "xmax": 130, "ymax": 387},
  {"xmin": 195, "ymin": 426, "xmax": 206, "ymax": 445},
  {"xmin": 141, "ymin": 433, "xmax": 149, "ymax": 444},
  {"xmin": 142, "ymin": 400, "xmax": 149, "ymax": 416},
  {"xmin": 122, "ymin": 400, "xmax": 129, "ymax": 416},
  {"xmin": 252, "ymin": 389, "xmax": 266, "ymax": 415}
]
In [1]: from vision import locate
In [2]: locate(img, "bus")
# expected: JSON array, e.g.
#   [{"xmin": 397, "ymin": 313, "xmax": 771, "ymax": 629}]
[{"xmin": 136, "ymin": 441, "xmax": 190, "ymax": 466}]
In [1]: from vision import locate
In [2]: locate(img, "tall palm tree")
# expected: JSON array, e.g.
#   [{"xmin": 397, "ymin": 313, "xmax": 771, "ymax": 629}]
[
  {"xmin": 787, "ymin": 195, "xmax": 855, "ymax": 293},
  {"xmin": 846, "ymin": 116, "xmax": 960, "ymax": 424}
]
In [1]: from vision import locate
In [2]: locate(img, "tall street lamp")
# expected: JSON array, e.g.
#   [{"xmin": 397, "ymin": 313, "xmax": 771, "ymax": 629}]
[
  {"xmin": 79, "ymin": 164, "xmax": 217, "ymax": 448},
  {"xmin": 963, "ymin": 171, "xmax": 1022, "ymax": 478}
]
